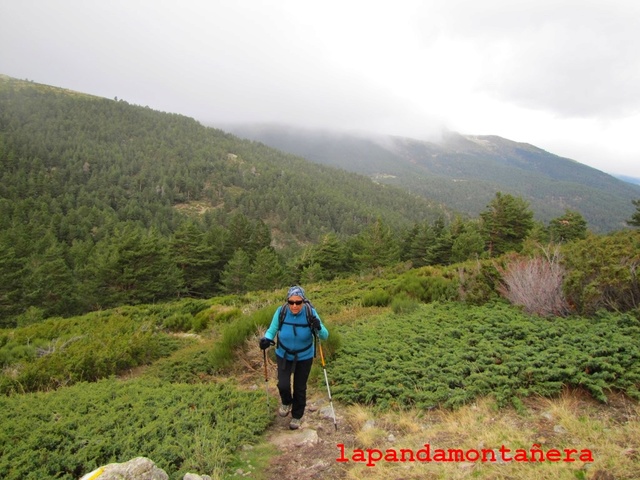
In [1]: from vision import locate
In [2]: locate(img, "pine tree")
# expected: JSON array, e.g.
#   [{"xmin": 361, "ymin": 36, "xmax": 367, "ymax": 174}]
[
  {"xmin": 21, "ymin": 236, "xmax": 78, "ymax": 318},
  {"xmin": 480, "ymin": 192, "xmax": 534, "ymax": 256},
  {"xmin": 247, "ymin": 247, "xmax": 287, "ymax": 291},
  {"xmin": 312, "ymin": 233, "xmax": 351, "ymax": 278},
  {"xmin": 90, "ymin": 226, "xmax": 184, "ymax": 307},
  {"xmin": 627, "ymin": 199, "xmax": 640, "ymax": 227},
  {"xmin": 411, "ymin": 224, "xmax": 434, "ymax": 267},
  {"xmin": 450, "ymin": 223, "xmax": 485, "ymax": 263},
  {"xmin": 0, "ymin": 243, "xmax": 24, "ymax": 326},
  {"xmin": 219, "ymin": 249, "xmax": 251, "ymax": 294},
  {"xmin": 549, "ymin": 210, "xmax": 588, "ymax": 243},
  {"xmin": 353, "ymin": 218, "xmax": 400, "ymax": 270},
  {"xmin": 171, "ymin": 221, "xmax": 219, "ymax": 297}
]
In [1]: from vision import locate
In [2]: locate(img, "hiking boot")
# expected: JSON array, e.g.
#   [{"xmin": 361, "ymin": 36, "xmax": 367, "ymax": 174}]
[
  {"xmin": 278, "ymin": 403, "xmax": 292, "ymax": 417},
  {"xmin": 289, "ymin": 417, "xmax": 302, "ymax": 430}
]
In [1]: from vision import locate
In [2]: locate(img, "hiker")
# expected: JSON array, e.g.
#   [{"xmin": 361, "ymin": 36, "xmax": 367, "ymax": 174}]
[{"xmin": 260, "ymin": 285, "xmax": 329, "ymax": 430}]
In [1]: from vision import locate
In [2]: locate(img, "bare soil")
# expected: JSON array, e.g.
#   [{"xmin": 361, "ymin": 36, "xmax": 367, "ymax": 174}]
[{"xmin": 261, "ymin": 393, "xmax": 354, "ymax": 480}]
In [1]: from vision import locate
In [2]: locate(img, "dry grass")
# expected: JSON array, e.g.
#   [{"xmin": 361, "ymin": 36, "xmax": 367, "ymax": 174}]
[{"xmin": 338, "ymin": 389, "xmax": 639, "ymax": 480}]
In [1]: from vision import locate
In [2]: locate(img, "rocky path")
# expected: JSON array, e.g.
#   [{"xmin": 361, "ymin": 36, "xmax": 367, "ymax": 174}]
[{"xmin": 258, "ymin": 394, "xmax": 354, "ymax": 480}]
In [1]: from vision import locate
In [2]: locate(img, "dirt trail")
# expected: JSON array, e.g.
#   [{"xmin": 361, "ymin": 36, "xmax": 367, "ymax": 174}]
[
  {"xmin": 237, "ymin": 338, "xmax": 355, "ymax": 480},
  {"xmin": 261, "ymin": 392, "xmax": 354, "ymax": 480}
]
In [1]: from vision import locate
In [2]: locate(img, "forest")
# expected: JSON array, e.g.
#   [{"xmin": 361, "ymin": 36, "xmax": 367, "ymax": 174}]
[
  {"xmin": 4, "ymin": 76, "xmax": 638, "ymax": 327},
  {"xmin": 229, "ymin": 123, "xmax": 640, "ymax": 232},
  {"xmin": 1, "ymin": 76, "xmax": 640, "ymax": 479}
]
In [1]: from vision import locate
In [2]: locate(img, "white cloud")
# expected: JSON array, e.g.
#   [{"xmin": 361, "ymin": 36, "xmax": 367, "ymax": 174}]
[{"xmin": 1, "ymin": 0, "xmax": 639, "ymax": 177}]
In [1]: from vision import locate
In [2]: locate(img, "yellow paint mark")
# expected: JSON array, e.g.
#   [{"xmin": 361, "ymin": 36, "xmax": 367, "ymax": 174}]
[{"xmin": 86, "ymin": 467, "xmax": 105, "ymax": 480}]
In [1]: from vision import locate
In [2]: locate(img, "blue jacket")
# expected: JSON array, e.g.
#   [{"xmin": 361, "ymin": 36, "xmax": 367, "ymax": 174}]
[{"xmin": 265, "ymin": 304, "xmax": 329, "ymax": 361}]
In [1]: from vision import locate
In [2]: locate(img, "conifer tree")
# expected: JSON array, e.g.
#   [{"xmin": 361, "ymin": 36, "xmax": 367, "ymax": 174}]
[
  {"xmin": 409, "ymin": 222, "xmax": 435, "ymax": 267},
  {"xmin": 171, "ymin": 221, "xmax": 219, "ymax": 297},
  {"xmin": 247, "ymin": 247, "xmax": 287, "ymax": 291},
  {"xmin": 627, "ymin": 199, "xmax": 640, "ymax": 227},
  {"xmin": 480, "ymin": 192, "xmax": 534, "ymax": 256},
  {"xmin": 353, "ymin": 218, "xmax": 400, "ymax": 270},
  {"xmin": 300, "ymin": 262, "xmax": 324, "ymax": 284},
  {"xmin": 21, "ymin": 237, "xmax": 78, "ymax": 318},
  {"xmin": 548, "ymin": 209, "xmax": 588, "ymax": 243},
  {"xmin": 450, "ymin": 222, "xmax": 485, "ymax": 263},
  {"xmin": 0, "ymin": 244, "xmax": 24, "ymax": 326},
  {"xmin": 227, "ymin": 213, "xmax": 253, "ymax": 254},
  {"xmin": 248, "ymin": 220, "xmax": 272, "ymax": 259},
  {"xmin": 312, "ymin": 233, "xmax": 351, "ymax": 278},
  {"xmin": 428, "ymin": 225, "xmax": 454, "ymax": 265},
  {"xmin": 90, "ymin": 226, "xmax": 184, "ymax": 307},
  {"xmin": 220, "ymin": 249, "xmax": 251, "ymax": 294}
]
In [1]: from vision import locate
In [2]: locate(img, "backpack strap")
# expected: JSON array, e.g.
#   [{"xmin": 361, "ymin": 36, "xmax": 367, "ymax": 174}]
[{"xmin": 276, "ymin": 302, "xmax": 318, "ymax": 359}]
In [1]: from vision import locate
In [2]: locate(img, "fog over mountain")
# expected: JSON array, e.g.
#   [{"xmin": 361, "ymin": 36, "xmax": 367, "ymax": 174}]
[{"xmin": 2, "ymin": 1, "xmax": 640, "ymax": 178}]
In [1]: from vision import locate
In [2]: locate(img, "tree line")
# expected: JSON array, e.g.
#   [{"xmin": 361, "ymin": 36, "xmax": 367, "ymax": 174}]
[
  {"xmin": 1, "ymin": 76, "xmax": 638, "ymax": 327},
  {"xmin": 1, "ymin": 187, "xmax": 597, "ymax": 327}
]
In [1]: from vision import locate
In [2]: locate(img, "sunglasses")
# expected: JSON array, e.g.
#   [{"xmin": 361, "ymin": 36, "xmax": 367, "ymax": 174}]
[{"xmin": 288, "ymin": 300, "xmax": 304, "ymax": 306}]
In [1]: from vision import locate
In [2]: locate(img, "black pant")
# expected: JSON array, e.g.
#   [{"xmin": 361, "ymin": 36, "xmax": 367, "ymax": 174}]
[{"xmin": 276, "ymin": 355, "xmax": 313, "ymax": 419}]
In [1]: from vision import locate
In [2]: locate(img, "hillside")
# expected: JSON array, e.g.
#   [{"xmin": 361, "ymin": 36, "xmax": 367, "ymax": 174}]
[
  {"xmin": 226, "ymin": 124, "xmax": 640, "ymax": 232},
  {"xmin": 0, "ymin": 75, "xmax": 449, "ymax": 323},
  {"xmin": 2, "ymin": 251, "xmax": 639, "ymax": 479},
  {"xmin": 0, "ymin": 76, "xmax": 446, "ymax": 242}
]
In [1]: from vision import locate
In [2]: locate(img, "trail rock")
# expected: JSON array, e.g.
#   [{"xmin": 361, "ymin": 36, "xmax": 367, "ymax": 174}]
[
  {"xmin": 270, "ymin": 428, "xmax": 320, "ymax": 449},
  {"xmin": 553, "ymin": 424, "xmax": 568, "ymax": 434},
  {"xmin": 183, "ymin": 474, "xmax": 212, "ymax": 480},
  {"xmin": 80, "ymin": 457, "xmax": 168, "ymax": 480}
]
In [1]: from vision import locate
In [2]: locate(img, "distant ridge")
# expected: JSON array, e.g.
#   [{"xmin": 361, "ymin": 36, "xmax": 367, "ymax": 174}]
[
  {"xmin": 226, "ymin": 124, "xmax": 640, "ymax": 233},
  {"xmin": 615, "ymin": 174, "xmax": 640, "ymax": 186}
]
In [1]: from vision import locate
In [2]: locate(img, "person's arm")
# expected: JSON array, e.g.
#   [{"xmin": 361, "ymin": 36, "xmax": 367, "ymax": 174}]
[
  {"xmin": 264, "ymin": 306, "xmax": 282, "ymax": 341},
  {"xmin": 311, "ymin": 308, "xmax": 329, "ymax": 340}
]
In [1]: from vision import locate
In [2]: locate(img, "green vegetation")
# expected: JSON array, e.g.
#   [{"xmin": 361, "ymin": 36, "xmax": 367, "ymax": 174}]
[
  {"xmin": 330, "ymin": 302, "xmax": 640, "ymax": 410},
  {"xmin": 229, "ymin": 124, "xmax": 640, "ymax": 232},
  {"xmin": 0, "ymin": 378, "xmax": 270, "ymax": 479},
  {"xmin": 1, "ymin": 240, "xmax": 639, "ymax": 477},
  {"xmin": 562, "ymin": 230, "xmax": 640, "ymax": 315},
  {"xmin": 2, "ymin": 76, "xmax": 639, "ymax": 328},
  {"xmin": 628, "ymin": 198, "xmax": 640, "ymax": 227},
  {"xmin": 0, "ymin": 76, "xmax": 445, "ymax": 325},
  {"xmin": 1, "ymin": 75, "xmax": 640, "ymax": 479}
]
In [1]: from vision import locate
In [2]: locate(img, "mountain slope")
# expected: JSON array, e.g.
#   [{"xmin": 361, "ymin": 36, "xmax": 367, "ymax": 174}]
[
  {"xmin": 227, "ymin": 124, "xmax": 640, "ymax": 232},
  {"xmin": 0, "ymin": 76, "xmax": 447, "ymax": 245}
]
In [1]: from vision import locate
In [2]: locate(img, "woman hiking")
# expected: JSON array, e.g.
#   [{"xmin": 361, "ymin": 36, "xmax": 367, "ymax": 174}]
[{"xmin": 260, "ymin": 285, "xmax": 329, "ymax": 430}]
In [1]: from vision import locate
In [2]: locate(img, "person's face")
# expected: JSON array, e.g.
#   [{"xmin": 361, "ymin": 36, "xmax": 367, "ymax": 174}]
[{"xmin": 287, "ymin": 295, "xmax": 304, "ymax": 314}]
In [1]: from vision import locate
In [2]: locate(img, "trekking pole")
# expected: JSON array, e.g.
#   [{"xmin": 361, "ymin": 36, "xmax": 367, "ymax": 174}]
[
  {"xmin": 263, "ymin": 349, "xmax": 270, "ymax": 412},
  {"xmin": 316, "ymin": 340, "xmax": 338, "ymax": 431}
]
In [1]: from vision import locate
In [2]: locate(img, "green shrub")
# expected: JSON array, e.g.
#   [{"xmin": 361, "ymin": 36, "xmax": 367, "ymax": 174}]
[
  {"xmin": 391, "ymin": 293, "xmax": 420, "ymax": 314},
  {"xmin": 15, "ymin": 306, "xmax": 46, "ymax": 327},
  {"xmin": 456, "ymin": 262, "xmax": 501, "ymax": 305},
  {"xmin": 0, "ymin": 313, "xmax": 184, "ymax": 395},
  {"xmin": 145, "ymin": 342, "xmax": 213, "ymax": 383},
  {"xmin": 392, "ymin": 272, "xmax": 458, "ymax": 303},
  {"xmin": 0, "ymin": 378, "xmax": 271, "ymax": 479},
  {"xmin": 331, "ymin": 303, "xmax": 640, "ymax": 410},
  {"xmin": 562, "ymin": 231, "xmax": 640, "ymax": 315},
  {"xmin": 191, "ymin": 314, "xmax": 209, "ymax": 333},
  {"xmin": 208, "ymin": 305, "xmax": 277, "ymax": 372},
  {"xmin": 162, "ymin": 313, "xmax": 193, "ymax": 332},
  {"xmin": 362, "ymin": 288, "xmax": 392, "ymax": 307}
]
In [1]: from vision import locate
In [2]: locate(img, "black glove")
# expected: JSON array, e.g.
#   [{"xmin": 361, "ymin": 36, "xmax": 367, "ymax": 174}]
[
  {"xmin": 310, "ymin": 316, "xmax": 321, "ymax": 332},
  {"xmin": 259, "ymin": 337, "xmax": 273, "ymax": 350}
]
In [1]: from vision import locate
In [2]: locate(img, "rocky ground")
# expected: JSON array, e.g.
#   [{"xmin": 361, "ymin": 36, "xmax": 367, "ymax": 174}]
[{"xmin": 260, "ymin": 394, "xmax": 353, "ymax": 480}]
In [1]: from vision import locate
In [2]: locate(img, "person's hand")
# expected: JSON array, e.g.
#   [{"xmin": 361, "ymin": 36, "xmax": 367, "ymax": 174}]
[
  {"xmin": 310, "ymin": 316, "xmax": 321, "ymax": 331},
  {"xmin": 259, "ymin": 337, "xmax": 273, "ymax": 350}
]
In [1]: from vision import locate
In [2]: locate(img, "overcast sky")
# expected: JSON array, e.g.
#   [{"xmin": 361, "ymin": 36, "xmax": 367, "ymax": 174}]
[{"xmin": 2, "ymin": 0, "xmax": 640, "ymax": 178}]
